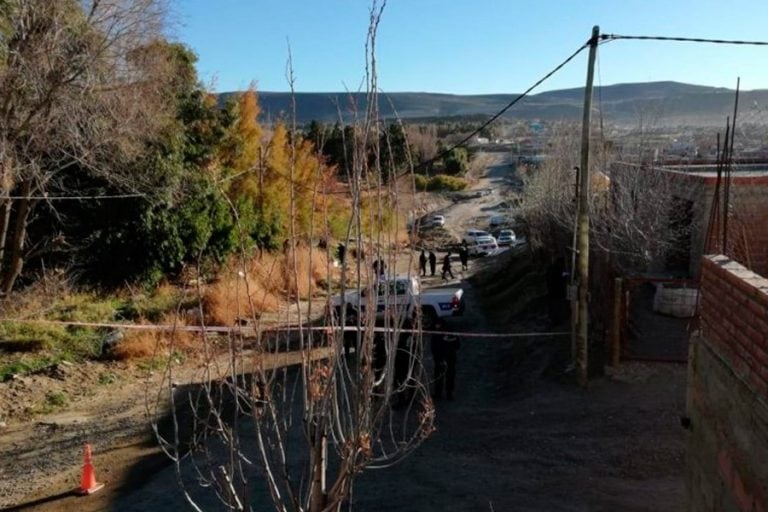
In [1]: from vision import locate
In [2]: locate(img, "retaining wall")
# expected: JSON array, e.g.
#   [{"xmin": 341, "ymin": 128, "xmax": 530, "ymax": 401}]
[{"xmin": 687, "ymin": 255, "xmax": 768, "ymax": 511}]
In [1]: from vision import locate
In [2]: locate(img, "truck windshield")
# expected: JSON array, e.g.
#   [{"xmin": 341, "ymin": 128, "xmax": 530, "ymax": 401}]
[{"xmin": 377, "ymin": 280, "xmax": 408, "ymax": 296}]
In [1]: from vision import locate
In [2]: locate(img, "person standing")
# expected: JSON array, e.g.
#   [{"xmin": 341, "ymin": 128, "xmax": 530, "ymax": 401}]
[
  {"xmin": 428, "ymin": 250, "xmax": 437, "ymax": 277},
  {"xmin": 373, "ymin": 258, "xmax": 386, "ymax": 277},
  {"xmin": 419, "ymin": 250, "xmax": 428, "ymax": 277},
  {"xmin": 337, "ymin": 243, "xmax": 346, "ymax": 266},
  {"xmin": 431, "ymin": 319, "xmax": 460, "ymax": 400},
  {"xmin": 459, "ymin": 243, "xmax": 469, "ymax": 271},
  {"xmin": 441, "ymin": 252, "xmax": 454, "ymax": 280}
]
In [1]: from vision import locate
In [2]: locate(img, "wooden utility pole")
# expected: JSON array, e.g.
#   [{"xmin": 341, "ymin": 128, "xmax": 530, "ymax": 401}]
[{"xmin": 576, "ymin": 26, "xmax": 600, "ymax": 387}]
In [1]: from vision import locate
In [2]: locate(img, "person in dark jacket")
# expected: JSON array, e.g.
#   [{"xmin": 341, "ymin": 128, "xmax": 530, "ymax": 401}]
[
  {"xmin": 459, "ymin": 243, "xmax": 469, "ymax": 271},
  {"xmin": 428, "ymin": 250, "xmax": 437, "ymax": 277},
  {"xmin": 419, "ymin": 250, "xmax": 428, "ymax": 277},
  {"xmin": 337, "ymin": 243, "xmax": 346, "ymax": 266},
  {"xmin": 441, "ymin": 252, "xmax": 454, "ymax": 280},
  {"xmin": 431, "ymin": 319, "xmax": 460, "ymax": 400},
  {"xmin": 373, "ymin": 257, "xmax": 386, "ymax": 277}
]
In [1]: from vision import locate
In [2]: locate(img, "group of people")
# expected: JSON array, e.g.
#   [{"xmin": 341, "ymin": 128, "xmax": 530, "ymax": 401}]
[
  {"xmin": 418, "ymin": 250, "xmax": 438, "ymax": 277},
  {"xmin": 339, "ymin": 241, "xmax": 471, "ymax": 283},
  {"xmin": 419, "ymin": 243, "xmax": 470, "ymax": 281}
]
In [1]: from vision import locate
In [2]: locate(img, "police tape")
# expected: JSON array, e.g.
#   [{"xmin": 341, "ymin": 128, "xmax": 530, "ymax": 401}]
[{"xmin": 0, "ymin": 318, "xmax": 570, "ymax": 339}]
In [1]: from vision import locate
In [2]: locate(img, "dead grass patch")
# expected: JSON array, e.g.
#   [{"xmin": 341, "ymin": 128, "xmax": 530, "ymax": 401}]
[
  {"xmin": 203, "ymin": 246, "xmax": 336, "ymax": 325},
  {"xmin": 111, "ymin": 314, "xmax": 198, "ymax": 361}
]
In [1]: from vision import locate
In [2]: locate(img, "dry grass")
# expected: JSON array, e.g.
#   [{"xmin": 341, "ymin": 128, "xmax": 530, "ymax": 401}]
[
  {"xmin": 0, "ymin": 270, "xmax": 72, "ymax": 319},
  {"xmin": 202, "ymin": 246, "xmax": 336, "ymax": 326},
  {"xmin": 1, "ymin": 248, "xmax": 339, "ymax": 366},
  {"xmin": 111, "ymin": 314, "xmax": 198, "ymax": 361}
]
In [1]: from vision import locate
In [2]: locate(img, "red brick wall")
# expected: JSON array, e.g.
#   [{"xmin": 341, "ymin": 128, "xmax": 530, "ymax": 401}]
[
  {"xmin": 731, "ymin": 199, "xmax": 768, "ymax": 278},
  {"xmin": 695, "ymin": 181, "xmax": 768, "ymax": 279},
  {"xmin": 699, "ymin": 256, "xmax": 768, "ymax": 397},
  {"xmin": 688, "ymin": 255, "xmax": 768, "ymax": 511},
  {"xmin": 699, "ymin": 255, "xmax": 768, "ymax": 398}
]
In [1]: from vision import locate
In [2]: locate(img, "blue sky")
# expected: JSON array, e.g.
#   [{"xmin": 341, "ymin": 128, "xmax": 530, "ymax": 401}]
[{"xmin": 176, "ymin": 0, "xmax": 768, "ymax": 94}]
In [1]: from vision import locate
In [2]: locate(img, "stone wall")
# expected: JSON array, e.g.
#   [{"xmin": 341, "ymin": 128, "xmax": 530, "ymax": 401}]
[{"xmin": 687, "ymin": 255, "xmax": 768, "ymax": 511}]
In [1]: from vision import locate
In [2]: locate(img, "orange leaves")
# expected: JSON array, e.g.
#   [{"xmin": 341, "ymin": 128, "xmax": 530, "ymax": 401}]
[{"xmin": 222, "ymin": 87, "xmax": 346, "ymax": 242}]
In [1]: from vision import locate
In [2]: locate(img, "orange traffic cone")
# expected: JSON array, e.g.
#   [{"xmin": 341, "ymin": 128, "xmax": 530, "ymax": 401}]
[{"xmin": 78, "ymin": 443, "xmax": 104, "ymax": 495}]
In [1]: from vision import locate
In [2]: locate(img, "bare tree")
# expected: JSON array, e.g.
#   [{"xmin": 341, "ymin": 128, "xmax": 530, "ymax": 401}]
[
  {"xmin": 0, "ymin": 0, "xmax": 173, "ymax": 294},
  {"xmin": 152, "ymin": 4, "xmax": 435, "ymax": 511},
  {"xmin": 404, "ymin": 124, "xmax": 438, "ymax": 164},
  {"xmin": 520, "ymin": 121, "xmax": 692, "ymax": 275}
]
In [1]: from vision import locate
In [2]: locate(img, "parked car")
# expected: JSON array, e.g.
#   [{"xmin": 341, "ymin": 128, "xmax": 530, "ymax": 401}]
[
  {"xmin": 467, "ymin": 238, "xmax": 498, "ymax": 256},
  {"xmin": 462, "ymin": 229, "xmax": 494, "ymax": 245},
  {"xmin": 462, "ymin": 229, "xmax": 498, "ymax": 256},
  {"xmin": 497, "ymin": 229, "xmax": 516, "ymax": 246},
  {"xmin": 430, "ymin": 215, "xmax": 446, "ymax": 227},
  {"xmin": 330, "ymin": 275, "xmax": 464, "ymax": 328},
  {"xmin": 489, "ymin": 214, "xmax": 506, "ymax": 227}
]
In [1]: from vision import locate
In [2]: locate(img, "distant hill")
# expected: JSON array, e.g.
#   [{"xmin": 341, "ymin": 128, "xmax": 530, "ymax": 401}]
[{"xmin": 217, "ymin": 81, "xmax": 768, "ymax": 126}]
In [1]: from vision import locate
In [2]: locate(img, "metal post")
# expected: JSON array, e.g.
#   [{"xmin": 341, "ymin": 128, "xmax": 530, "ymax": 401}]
[
  {"xmin": 611, "ymin": 277, "xmax": 623, "ymax": 367},
  {"xmin": 576, "ymin": 26, "xmax": 599, "ymax": 387}
]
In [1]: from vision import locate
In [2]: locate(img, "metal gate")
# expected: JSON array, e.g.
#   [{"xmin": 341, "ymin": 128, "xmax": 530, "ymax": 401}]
[{"xmin": 620, "ymin": 277, "xmax": 697, "ymax": 363}]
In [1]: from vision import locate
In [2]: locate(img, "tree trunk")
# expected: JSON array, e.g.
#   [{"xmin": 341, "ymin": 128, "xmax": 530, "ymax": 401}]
[{"xmin": 1, "ymin": 180, "xmax": 32, "ymax": 294}]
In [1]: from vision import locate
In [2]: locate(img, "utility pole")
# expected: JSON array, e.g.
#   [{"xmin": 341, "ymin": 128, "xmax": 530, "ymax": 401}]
[{"xmin": 575, "ymin": 26, "xmax": 600, "ymax": 387}]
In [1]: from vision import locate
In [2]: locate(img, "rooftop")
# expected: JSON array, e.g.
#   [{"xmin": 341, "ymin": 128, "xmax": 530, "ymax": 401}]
[{"xmin": 658, "ymin": 163, "xmax": 768, "ymax": 185}]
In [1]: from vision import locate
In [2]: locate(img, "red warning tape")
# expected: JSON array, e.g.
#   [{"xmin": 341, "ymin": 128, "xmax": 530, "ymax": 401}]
[{"xmin": 0, "ymin": 318, "xmax": 570, "ymax": 339}]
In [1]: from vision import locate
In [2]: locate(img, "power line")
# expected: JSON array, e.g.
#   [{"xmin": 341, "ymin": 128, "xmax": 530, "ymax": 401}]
[
  {"xmin": 252, "ymin": 40, "xmax": 592, "ymax": 195},
  {"xmin": 405, "ymin": 41, "xmax": 591, "ymax": 177},
  {"xmin": 0, "ymin": 193, "xmax": 145, "ymax": 201},
  {"xmin": 601, "ymin": 34, "xmax": 768, "ymax": 46},
  {"xmin": 223, "ymin": 32, "xmax": 768, "ymax": 197}
]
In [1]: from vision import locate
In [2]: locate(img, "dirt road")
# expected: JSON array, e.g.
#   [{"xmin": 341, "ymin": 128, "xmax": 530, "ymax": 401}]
[{"xmin": 431, "ymin": 152, "xmax": 518, "ymax": 243}]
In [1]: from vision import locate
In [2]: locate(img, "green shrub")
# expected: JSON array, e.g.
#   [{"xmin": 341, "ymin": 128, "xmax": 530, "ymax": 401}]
[
  {"xmin": 411, "ymin": 174, "xmax": 467, "ymax": 192},
  {"xmin": 116, "ymin": 285, "xmax": 196, "ymax": 322},
  {"xmin": 426, "ymin": 175, "xmax": 468, "ymax": 192},
  {"xmin": 443, "ymin": 147, "xmax": 469, "ymax": 175},
  {"xmin": 98, "ymin": 371, "xmax": 118, "ymax": 385},
  {"xmin": 46, "ymin": 391, "xmax": 68, "ymax": 407}
]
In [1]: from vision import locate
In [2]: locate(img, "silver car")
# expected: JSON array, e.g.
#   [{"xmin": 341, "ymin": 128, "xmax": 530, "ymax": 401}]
[{"xmin": 497, "ymin": 229, "xmax": 516, "ymax": 246}]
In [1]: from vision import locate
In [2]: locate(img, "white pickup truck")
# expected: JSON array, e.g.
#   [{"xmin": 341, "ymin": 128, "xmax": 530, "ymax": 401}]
[{"xmin": 330, "ymin": 275, "xmax": 464, "ymax": 328}]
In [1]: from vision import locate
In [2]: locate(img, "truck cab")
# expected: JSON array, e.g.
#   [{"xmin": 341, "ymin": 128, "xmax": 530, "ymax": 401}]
[{"xmin": 330, "ymin": 275, "xmax": 464, "ymax": 328}]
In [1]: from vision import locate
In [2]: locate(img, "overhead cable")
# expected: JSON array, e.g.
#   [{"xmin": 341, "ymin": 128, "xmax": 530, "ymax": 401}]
[
  {"xmin": 0, "ymin": 193, "xmax": 145, "ymax": 201},
  {"xmin": 601, "ymin": 34, "xmax": 768, "ymax": 46},
  {"xmin": 404, "ymin": 41, "xmax": 591, "ymax": 177},
  {"xmin": 253, "ymin": 40, "xmax": 592, "ymax": 194}
]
